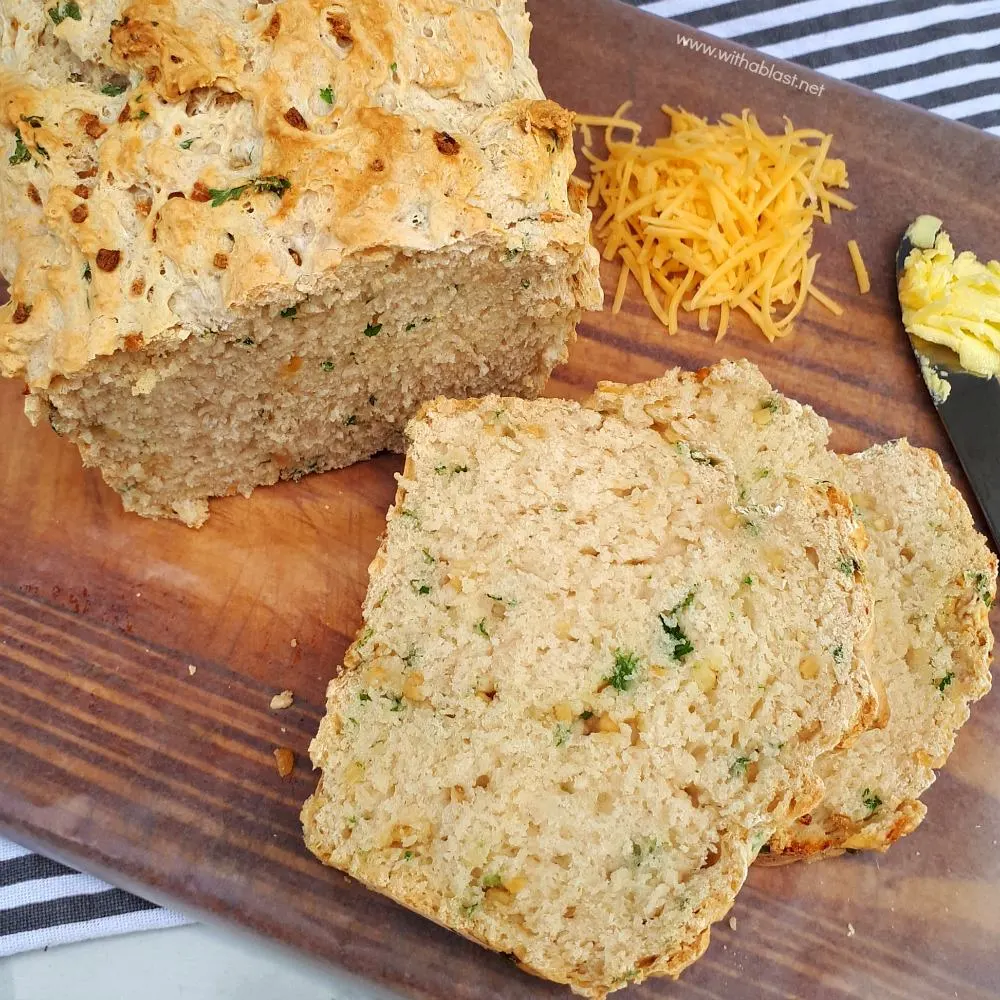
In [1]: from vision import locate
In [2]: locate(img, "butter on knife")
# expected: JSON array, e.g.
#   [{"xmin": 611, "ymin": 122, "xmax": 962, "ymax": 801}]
[{"xmin": 898, "ymin": 215, "xmax": 1000, "ymax": 379}]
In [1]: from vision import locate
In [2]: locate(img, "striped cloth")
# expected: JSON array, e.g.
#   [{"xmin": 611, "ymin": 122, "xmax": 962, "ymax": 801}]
[
  {"xmin": 3, "ymin": 0, "xmax": 999, "ymax": 960},
  {"xmin": 638, "ymin": 0, "xmax": 1000, "ymax": 134},
  {"xmin": 0, "ymin": 840, "xmax": 188, "ymax": 957}
]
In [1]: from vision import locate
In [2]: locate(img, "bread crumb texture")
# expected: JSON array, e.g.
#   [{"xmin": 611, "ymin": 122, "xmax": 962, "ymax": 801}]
[
  {"xmin": 0, "ymin": 1, "xmax": 601, "ymax": 524},
  {"xmin": 303, "ymin": 360, "xmax": 877, "ymax": 997},
  {"xmin": 593, "ymin": 361, "xmax": 995, "ymax": 860}
]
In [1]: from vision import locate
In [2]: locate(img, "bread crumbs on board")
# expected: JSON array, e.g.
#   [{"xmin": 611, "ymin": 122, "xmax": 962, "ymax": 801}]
[
  {"xmin": 273, "ymin": 747, "xmax": 295, "ymax": 778},
  {"xmin": 270, "ymin": 689, "xmax": 294, "ymax": 710}
]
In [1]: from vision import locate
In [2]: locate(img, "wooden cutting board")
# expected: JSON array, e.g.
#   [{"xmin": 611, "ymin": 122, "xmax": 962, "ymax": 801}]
[{"xmin": 1, "ymin": 2, "xmax": 998, "ymax": 997}]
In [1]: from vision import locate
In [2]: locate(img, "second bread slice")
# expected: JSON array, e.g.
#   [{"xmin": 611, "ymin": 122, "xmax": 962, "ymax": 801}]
[
  {"xmin": 595, "ymin": 360, "xmax": 995, "ymax": 860},
  {"xmin": 769, "ymin": 441, "xmax": 995, "ymax": 858},
  {"xmin": 303, "ymin": 384, "xmax": 875, "ymax": 997}
]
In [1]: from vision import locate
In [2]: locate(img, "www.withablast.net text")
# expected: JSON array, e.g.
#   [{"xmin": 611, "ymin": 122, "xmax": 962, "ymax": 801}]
[{"xmin": 676, "ymin": 33, "xmax": 826, "ymax": 96}]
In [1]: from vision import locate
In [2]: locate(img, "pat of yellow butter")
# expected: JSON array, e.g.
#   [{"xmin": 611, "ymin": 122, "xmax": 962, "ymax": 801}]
[{"xmin": 899, "ymin": 228, "xmax": 1000, "ymax": 378}]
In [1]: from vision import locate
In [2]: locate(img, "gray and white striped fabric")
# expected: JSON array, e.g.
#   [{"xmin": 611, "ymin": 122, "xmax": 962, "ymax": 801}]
[
  {"xmin": 2, "ymin": 0, "xmax": 998, "ymax": 961},
  {"xmin": 638, "ymin": 0, "xmax": 1000, "ymax": 135},
  {"xmin": 0, "ymin": 840, "xmax": 188, "ymax": 956}
]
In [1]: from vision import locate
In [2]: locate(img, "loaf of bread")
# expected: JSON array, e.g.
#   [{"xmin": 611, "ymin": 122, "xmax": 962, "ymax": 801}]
[
  {"xmin": 0, "ymin": 1, "xmax": 601, "ymax": 525},
  {"xmin": 303, "ymin": 385, "xmax": 875, "ymax": 997},
  {"xmin": 599, "ymin": 361, "xmax": 995, "ymax": 859}
]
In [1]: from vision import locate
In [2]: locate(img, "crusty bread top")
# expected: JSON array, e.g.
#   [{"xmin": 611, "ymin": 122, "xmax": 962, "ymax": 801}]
[
  {"xmin": 769, "ymin": 441, "xmax": 996, "ymax": 857},
  {"xmin": 0, "ymin": 1, "xmax": 598, "ymax": 388},
  {"xmin": 303, "ymin": 386, "xmax": 874, "ymax": 997}
]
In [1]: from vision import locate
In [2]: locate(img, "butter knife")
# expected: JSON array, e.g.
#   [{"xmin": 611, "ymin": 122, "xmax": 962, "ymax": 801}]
[{"xmin": 897, "ymin": 216, "xmax": 1000, "ymax": 547}]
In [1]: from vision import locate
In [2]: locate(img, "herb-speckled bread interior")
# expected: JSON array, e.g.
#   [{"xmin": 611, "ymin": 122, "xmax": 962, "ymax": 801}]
[
  {"xmin": 597, "ymin": 361, "xmax": 995, "ymax": 860},
  {"xmin": 303, "ymin": 381, "xmax": 875, "ymax": 998}
]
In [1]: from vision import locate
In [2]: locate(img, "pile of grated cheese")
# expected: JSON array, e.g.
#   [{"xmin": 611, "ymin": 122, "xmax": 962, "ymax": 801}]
[{"xmin": 576, "ymin": 104, "xmax": 856, "ymax": 342}]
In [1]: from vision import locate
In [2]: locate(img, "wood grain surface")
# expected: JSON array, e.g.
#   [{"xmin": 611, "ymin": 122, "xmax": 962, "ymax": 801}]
[{"xmin": 2, "ymin": 2, "xmax": 999, "ymax": 997}]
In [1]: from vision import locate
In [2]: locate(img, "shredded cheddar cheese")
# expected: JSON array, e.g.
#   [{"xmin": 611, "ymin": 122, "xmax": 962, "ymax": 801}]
[
  {"xmin": 576, "ymin": 104, "xmax": 855, "ymax": 341},
  {"xmin": 806, "ymin": 283, "xmax": 844, "ymax": 317},
  {"xmin": 847, "ymin": 239, "xmax": 871, "ymax": 294}
]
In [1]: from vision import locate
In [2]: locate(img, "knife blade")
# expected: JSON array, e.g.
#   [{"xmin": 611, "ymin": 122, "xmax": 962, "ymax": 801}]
[{"xmin": 897, "ymin": 217, "xmax": 1000, "ymax": 548}]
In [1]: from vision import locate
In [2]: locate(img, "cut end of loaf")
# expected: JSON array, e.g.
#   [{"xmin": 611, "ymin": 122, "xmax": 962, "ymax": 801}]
[
  {"xmin": 1, "ymin": 0, "xmax": 603, "ymax": 524},
  {"xmin": 33, "ymin": 242, "xmax": 598, "ymax": 525}
]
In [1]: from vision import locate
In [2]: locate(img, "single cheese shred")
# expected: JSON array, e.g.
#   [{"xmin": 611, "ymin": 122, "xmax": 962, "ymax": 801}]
[
  {"xmin": 576, "ymin": 104, "xmax": 855, "ymax": 342},
  {"xmin": 847, "ymin": 239, "xmax": 871, "ymax": 294}
]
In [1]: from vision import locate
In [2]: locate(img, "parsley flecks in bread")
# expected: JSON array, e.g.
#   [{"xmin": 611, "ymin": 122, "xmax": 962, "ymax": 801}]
[
  {"xmin": 601, "ymin": 360, "xmax": 995, "ymax": 859},
  {"xmin": 303, "ymin": 384, "xmax": 875, "ymax": 998},
  {"xmin": 0, "ymin": 1, "xmax": 601, "ymax": 526}
]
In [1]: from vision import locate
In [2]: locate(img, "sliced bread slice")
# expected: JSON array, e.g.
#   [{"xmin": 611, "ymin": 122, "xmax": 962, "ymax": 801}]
[
  {"xmin": 594, "ymin": 360, "xmax": 996, "ymax": 859},
  {"xmin": 303, "ymin": 386, "xmax": 875, "ymax": 998},
  {"xmin": 768, "ymin": 441, "xmax": 995, "ymax": 858}
]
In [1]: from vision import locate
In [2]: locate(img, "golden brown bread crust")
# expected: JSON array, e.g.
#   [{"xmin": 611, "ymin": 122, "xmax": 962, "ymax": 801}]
[
  {"xmin": 0, "ymin": 0, "xmax": 596, "ymax": 388},
  {"xmin": 758, "ymin": 798, "xmax": 926, "ymax": 864}
]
